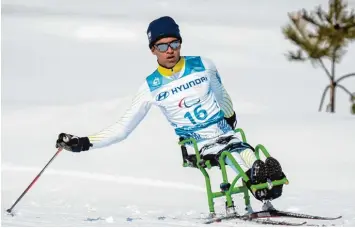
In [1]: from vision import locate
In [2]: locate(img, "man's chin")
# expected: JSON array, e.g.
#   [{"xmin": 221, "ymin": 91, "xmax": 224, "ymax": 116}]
[{"xmin": 167, "ymin": 58, "xmax": 178, "ymax": 65}]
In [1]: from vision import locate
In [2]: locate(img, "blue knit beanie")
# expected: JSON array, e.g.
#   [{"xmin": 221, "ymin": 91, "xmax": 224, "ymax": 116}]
[{"xmin": 147, "ymin": 16, "xmax": 182, "ymax": 49}]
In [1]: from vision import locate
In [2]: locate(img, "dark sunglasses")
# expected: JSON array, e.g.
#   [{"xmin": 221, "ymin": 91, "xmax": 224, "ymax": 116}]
[{"xmin": 154, "ymin": 40, "xmax": 181, "ymax": 52}]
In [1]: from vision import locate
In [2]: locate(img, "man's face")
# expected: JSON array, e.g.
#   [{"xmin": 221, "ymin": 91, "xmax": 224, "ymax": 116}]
[{"xmin": 151, "ymin": 37, "xmax": 181, "ymax": 69}]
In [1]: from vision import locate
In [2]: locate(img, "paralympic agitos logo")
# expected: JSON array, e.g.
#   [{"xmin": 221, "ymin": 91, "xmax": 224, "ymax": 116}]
[
  {"xmin": 155, "ymin": 76, "xmax": 208, "ymax": 101},
  {"xmin": 178, "ymin": 97, "xmax": 201, "ymax": 108}
]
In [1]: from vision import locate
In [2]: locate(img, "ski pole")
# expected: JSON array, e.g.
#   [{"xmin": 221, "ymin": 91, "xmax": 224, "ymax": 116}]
[{"xmin": 6, "ymin": 148, "xmax": 63, "ymax": 215}]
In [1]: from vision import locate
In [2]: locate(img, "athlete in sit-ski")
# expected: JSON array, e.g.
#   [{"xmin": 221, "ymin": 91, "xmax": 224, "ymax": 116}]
[{"xmin": 56, "ymin": 16, "xmax": 284, "ymax": 212}]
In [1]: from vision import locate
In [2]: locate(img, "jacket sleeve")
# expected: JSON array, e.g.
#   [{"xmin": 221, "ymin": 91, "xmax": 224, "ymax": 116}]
[
  {"xmin": 88, "ymin": 82, "xmax": 152, "ymax": 149},
  {"xmin": 202, "ymin": 58, "xmax": 235, "ymax": 118}
]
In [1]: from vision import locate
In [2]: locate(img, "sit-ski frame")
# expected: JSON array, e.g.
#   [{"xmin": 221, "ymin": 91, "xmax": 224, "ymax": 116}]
[{"xmin": 178, "ymin": 128, "xmax": 289, "ymax": 214}]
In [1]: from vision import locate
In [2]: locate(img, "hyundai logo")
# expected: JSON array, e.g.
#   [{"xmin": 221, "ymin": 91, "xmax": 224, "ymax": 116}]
[{"xmin": 156, "ymin": 91, "xmax": 170, "ymax": 101}]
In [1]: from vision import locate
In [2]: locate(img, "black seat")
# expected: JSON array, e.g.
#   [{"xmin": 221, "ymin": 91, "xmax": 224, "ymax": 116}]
[
  {"xmin": 179, "ymin": 136, "xmax": 255, "ymax": 169},
  {"xmin": 184, "ymin": 154, "xmax": 220, "ymax": 168}
]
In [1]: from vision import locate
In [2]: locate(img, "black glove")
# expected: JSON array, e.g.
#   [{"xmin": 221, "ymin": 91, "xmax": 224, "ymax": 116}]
[
  {"xmin": 224, "ymin": 112, "xmax": 237, "ymax": 130},
  {"xmin": 56, "ymin": 133, "xmax": 92, "ymax": 152}
]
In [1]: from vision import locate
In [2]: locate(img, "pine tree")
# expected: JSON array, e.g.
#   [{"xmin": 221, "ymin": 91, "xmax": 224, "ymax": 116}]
[{"xmin": 282, "ymin": 0, "xmax": 355, "ymax": 113}]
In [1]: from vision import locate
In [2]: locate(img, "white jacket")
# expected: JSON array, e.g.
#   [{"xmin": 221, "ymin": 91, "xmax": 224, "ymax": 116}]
[{"xmin": 88, "ymin": 56, "xmax": 235, "ymax": 149}]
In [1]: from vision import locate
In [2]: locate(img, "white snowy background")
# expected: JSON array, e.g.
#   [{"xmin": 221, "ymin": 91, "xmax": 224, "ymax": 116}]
[{"xmin": 1, "ymin": 0, "xmax": 355, "ymax": 226}]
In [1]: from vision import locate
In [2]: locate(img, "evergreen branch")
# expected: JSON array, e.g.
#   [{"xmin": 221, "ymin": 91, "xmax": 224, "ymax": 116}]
[
  {"xmin": 286, "ymin": 50, "xmax": 306, "ymax": 61},
  {"xmin": 288, "ymin": 12, "xmax": 308, "ymax": 40},
  {"xmin": 337, "ymin": 84, "xmax": 353, "ymax": 97},
  {"xmin": 332, "ymin": 0, "xmax": 347, "ymax": 22},
  {"xmin": 336, "ymin": 72, "xmax": 355, "ymax": 84},
  {"xmin": 301, "ymin": 8, "xmax": 324, "ymax": 28},
  {"xmin": 287, "ymin": 13, "xmax": 323, "ymax": 55},
  {"xmin": 316, "ymin": 5, "xmax": 327, "ymax": 23},
  {"xmin": 318, "ymin": 85, "xmax": 331, "ymax": 111},
  {"xmin": 282, "ymin": 20, "xmax": 314, "ymax": 55},
  {"xmin": 319, "ymin": 59, "xmax": 333, "ymax": 80}
]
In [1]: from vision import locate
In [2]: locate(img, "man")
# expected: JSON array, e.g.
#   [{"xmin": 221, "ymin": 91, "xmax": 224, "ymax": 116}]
[{"xmin": 56, "ymin": 16, "xmax": 284, "ymax": 211}]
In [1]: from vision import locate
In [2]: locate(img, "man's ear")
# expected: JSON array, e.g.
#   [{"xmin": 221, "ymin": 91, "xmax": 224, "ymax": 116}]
[{"xmin": 150, "ymin": 47, "xmax": 156, "ymax": 56}]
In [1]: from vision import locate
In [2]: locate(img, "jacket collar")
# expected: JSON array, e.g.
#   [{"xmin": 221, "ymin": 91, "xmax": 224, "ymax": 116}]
[{"xmin": 157, "ymin": 57, "xmax": 185, "ymax": 77}]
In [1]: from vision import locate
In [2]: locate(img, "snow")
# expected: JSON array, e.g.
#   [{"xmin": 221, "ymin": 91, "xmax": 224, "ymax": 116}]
[{"xmin": 1, "ymin": 0, "xmax": 355, "ymax": 226}]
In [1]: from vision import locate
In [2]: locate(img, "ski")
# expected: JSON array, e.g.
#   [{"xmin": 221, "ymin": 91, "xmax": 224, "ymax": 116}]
[
  {"xmin": 242, "ymin": 218, "xmax": 307, "ymax": 226},
  {"xmin": 248, "ymin": 210, "xmax": 342, "ymax": 220},
  {"xmin": 203, "ymin": 213, "xmax": 307, "ymax": 226},
  {"xmin": 203, "ymin": 209, "xmax": 341, "ymax": 225}
]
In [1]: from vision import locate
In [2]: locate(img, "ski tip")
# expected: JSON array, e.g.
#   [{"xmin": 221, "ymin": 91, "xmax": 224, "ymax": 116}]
[{"xmin": 319, "ymin": 215, "xmax": 342, "ymax": 220}]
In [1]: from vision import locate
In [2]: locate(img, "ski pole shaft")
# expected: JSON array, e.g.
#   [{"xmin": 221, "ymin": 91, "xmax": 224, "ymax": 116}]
[{"xmin": 6, "ymin": 148, "xmax": 63, "ymax": 214}]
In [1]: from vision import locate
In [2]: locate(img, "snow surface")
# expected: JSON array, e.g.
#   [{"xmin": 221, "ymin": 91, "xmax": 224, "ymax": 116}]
[{"xmin": 1, "ymin": 0, "xmax": 355, "ymax": 226}]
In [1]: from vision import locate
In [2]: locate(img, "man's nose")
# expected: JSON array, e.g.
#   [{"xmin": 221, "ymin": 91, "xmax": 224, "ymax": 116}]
[{"xmin": 166, "ymin": 46, "xmax": 174, "ymax": 53}]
